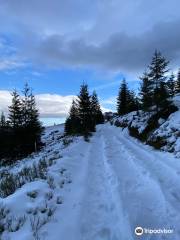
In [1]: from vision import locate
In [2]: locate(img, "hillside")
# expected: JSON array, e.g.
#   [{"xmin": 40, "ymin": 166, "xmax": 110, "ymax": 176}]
[
  {"xmin": 0, "ymin": 123, "xmax": 180, "ymax": 239},
  {"xmin": 112, "ymin": 94, "xmax": 180, "ymax": 158}
]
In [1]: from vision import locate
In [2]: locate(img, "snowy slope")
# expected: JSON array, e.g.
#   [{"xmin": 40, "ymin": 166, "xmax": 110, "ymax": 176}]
[
  {"xmin": 148, "ymin": 95, "xmax": 180, "ymax": 157},
  {"xmin": 149, "ymin": 109, "xmax": 180, "ymax": 157},
  {"xmin": 1, "ymin": 123, "xmax": 180, "ymax": 239},
  {"xmin": 111, "ymin": 95, "xmax": 180, "ymax": 157}
]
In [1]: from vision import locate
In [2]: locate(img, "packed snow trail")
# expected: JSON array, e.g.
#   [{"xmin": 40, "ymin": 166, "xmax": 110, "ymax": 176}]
[
  {"xmin": 80, "ymin": 134, "xmax": 132, "ymax": 240},
  {"xmin": 48, "ymin": 124, "xmax": 180, "ymax": 240}
]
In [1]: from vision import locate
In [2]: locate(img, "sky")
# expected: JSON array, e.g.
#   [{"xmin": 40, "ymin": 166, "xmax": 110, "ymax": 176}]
[{"xmin": 0, "ymin": 0, "xmax": 180, "ymax": 125}]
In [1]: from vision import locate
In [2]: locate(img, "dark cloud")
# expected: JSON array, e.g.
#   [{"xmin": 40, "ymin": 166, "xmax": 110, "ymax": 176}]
[
  {"xmin": 19, "ymin": 19, "xmax": 180, "ymax": 74},
  {"xmin": 0, "ymin": 0, "xmax": 180, "ymax": 75}
]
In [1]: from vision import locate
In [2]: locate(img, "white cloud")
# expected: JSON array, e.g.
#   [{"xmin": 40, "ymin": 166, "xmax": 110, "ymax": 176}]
[
  {"xmin": 101, "ymin": 96, "xmax": 117, "ymax": 105},
  {"xmin": 36, "ymin": 94, "xmax": 76, "ymax": 118},
  {"xmin": 0, "ymin": 90, "xmax": 75, "ymax": 118},
  {"xmin": 0, "ymin": 90, "xmax": 11, "ymax": 114},
  {"xmin": 0, "ymin": 90, "xmax": 113, "ymax": 118},
  {"xmin": 100, "ymin": 106, "xmax": 112, "ymax": 113},
  {"xmin": 0, "ymin": 58, "xmax": 24, "ymax": 71}
]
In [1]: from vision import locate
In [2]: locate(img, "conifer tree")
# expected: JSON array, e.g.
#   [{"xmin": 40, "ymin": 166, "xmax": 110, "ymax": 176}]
[
  {"xmin": 158, "ymin": 81, "xmax": 171, "ymax": 109},
  {"xmin": 27, "ymin": 91, "xmax": 43, "ymax": 144},
  {"xmin": 139, "ymin": 72, "xmax": 153, "ymax": 111},
  {"xmin": 167, "ymin": 73, "xmax": 175, "ymax": 97},
  {"xmin": 64, "ymin": 117, "xmax": 72, "ymax": 135},
  {"xmin": 117, "ymin": 79, "xmax": 129, "ymax": 115},
  {"xmin": 65, "ymin": 100, "xmax": 79, "ymax": 135},
  {"xmin": 91, "ymin": 91, "xmax": 104, "ymax": 125},
  {"xmin": 127, "ymin": 90, "xmax": 138, "ymax": 112},
  {"xmin": 175, "ymin": 69, "xmax": 180, "ymax": 94},
  {"xmin": 22, "ymin": 83, "xmax": 31, "ymax": 126},
  {"xmin": 21, "ymin": 85, "xmax": 43, "ymax": 151},
  {"xmin": 148, "ymin": 50, "xmax": 169, "ymax": 111},
  {"xmin": 78, "ymin": 84, "xmax": 95, "ymax": 135},
  {"xmin": 0, "ymin": 112, "xmax": 6, "ymax": 127},
  {"xmin": 8, "ymin": 90, "xmax": 22, "ymax": 128}
]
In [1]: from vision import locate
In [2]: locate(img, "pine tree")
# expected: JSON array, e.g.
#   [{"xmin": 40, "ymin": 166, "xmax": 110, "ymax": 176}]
[
  {"xmin": 64, "ymin": 117, "xmax": 72, "ymax": 135},
  {"xmin": 27, "ymin": 92, "xmax": 43, "ymax": 144},
  {"xmin": 139, "ymin": 72, "xmax": 153, "ymax": 111},
  {"xmin": 0, "ymin": 112, "xmax": 6, "ymax": 127},
  {"xmin": 158, "ymin": 81, "xmax": 172, "ymax": 109},
  {"xmin": 117, "ymin": 79, "xmax": 129, "ymax": 115},
  {"xmin": 167, "ymin": 73, "xmax": 175, "ymax": 97},
  {"xmin": 65, "ymin": 100, "xmax": 80, "ymax": 135},
  {"xmin": 127, "ymin": 90, "xmax": 138, "ymax": 112},
  {"xmin": 8, "ymin": 90, "xmax": 22, "ymax": 128},
  {"xmin": 22, "ymin": 83, "xmax": 31, "ymax": 126},
  {"xmin": 91, "ymin": 91, "xmax": 104, "ymax": 125},
  {"xmin": 148, "ymin": 51, "xmax": 169, "ymax": 111},
  {"xmin": 175, "ymin": 69, "xmax": 180, "ymax": 94},
  {"xmin": 78, "ymin": 84, "xmax": 95, "ymax": 135}
]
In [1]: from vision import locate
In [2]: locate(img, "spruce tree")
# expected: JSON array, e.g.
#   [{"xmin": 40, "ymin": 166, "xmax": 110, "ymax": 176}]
[
  {"xmin": 158, "ymin": 81, "xmax": 171, "ymax": 109},
  {"xmin": 117, "ymin": 79, "xmax": 129, "ymax": 115},
  {"xmin": 139, "ymin": 72, "xmax": 153, "ymax": 111},
  {"xmin": 64, "ymin": 117, "xmax": 72, "ymax": 135},
  {"xmin": 0, "ymin": 112, "xmax": 6, "ymax": 127},
  {"xmin": 167, "ymin": 73, "xmax": 175, "ymax": 97},
  {"xmin": 8, "ymin": 90, "xmax": 22, "ymax": 128},
  {"xmin": 65, "ymin": 100, "xmax": 80, "ymax": 135},
  {"xmin": 175, "ymin": 69, "xmax": 180, "ymax": 94},
  {"xmin": 148, "ymin": 51, "xmax": 169, "ymax": 111},
  {"xmin": 28, "ymin": 91, "xmax": 43, "ymax": 145},
  {"xmin": 22, "ymin": 83, "xmax": 31, "ymax": 126},
  {"xmin": 127, "ymin": 90, "xmax": 138, "ymax": 112},
  {"xmin": 78, "ymin": 84, "xmax": 95, "ymax": 135},
  {"xmin": 91, "ymin": 91, "xmax": 104, "ymax": 125}
]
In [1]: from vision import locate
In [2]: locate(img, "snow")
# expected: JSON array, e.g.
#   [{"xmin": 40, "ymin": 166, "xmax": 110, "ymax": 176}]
[
  {"xmin": 149, "ymin": 95, "xmax": 180, "ymax": 157},
  {"xmin": 1, "ymin": 123, "xmax": 180, "ymax": 239},
  {"xmin": 112, "ymin": 110, "xmax": 153, "ymax": 134},
  {"xmin": 111, "ymin": 95, "xmax": 180, "ymax": 157},
  {"xmin": 149, "ymin": 109, "xmax": 180, "ymax": 157}
]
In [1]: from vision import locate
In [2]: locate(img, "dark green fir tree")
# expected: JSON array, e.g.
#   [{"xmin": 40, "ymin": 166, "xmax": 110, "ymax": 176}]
[
  {"xmin": 91, "ymin": 91, "xmax": 104, "ymax": 125},
  {"xmin": 167, "ymin": 73, "xmax": 175, "ymax": 97},
  {"xmin": 139, "ymin": 72, "xmax": 153, "ymax": 111},
  {"xmin": 78, "ymin": 83, "xmax": 95, "ymax": 135},
  {"xmin": 148, "ymin": 50, "xmax": 169, "ymax": 111},
  {"xmin": 8, "ymin": 90, "xmax": 22, "ymax": 128}
]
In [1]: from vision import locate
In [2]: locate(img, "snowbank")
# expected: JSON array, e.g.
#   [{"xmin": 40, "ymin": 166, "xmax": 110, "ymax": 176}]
[{"xmin": 111, "ymin": 95, "xmax": 180, "ymax": 157}]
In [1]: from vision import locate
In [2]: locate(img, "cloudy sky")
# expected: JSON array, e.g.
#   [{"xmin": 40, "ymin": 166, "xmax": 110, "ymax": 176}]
[{"xmin": 0, "ymin": 0, "xmax": 180, "ymax": 125}]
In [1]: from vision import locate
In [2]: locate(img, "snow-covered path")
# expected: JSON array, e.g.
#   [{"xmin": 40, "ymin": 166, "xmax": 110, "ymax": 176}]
[{"xmin": 49, "ymin": 124, "xmax": 180, "ymax": 240}]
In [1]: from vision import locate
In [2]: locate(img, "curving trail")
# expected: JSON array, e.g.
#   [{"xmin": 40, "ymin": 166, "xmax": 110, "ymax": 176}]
[{"xmin": 50, "ymin": 123, "xmax": 180, "ymax": 240}]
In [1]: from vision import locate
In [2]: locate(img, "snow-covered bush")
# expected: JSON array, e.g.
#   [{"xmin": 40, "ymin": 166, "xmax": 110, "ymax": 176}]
[
  {"xmin": 56, "ymin": 196, "xmax": 63, "ymax": 205},
  {"xmin": 0, "ymin": 158, "xmax": 49, "ymax": 198},
  {"xmin": 0, "ymin": 203, "xmax": 26, "ymax": 235},
  {"xmin": 0, "ymin": 173, "xmax": 18, "ymax": 198},
  {"xmin": 6, "ymin": 215, "xmax": 26, "ymax": 232},
  {"xmin": 112, "ymin": 99, "xmax": 179, "ymax": 156},
  {"xmin": 30, "ymin": 205, "xmax": 56, "ymax": 240},
  {"xmin": 147, "ymin": 109, "xmax": 180, "ymax": 157},
  {"xmin": 27, "ymin": 190, "xmax": 38, "ymax": 199},
  {"xmin": 0, "ymin": 203, "xmax": 9, "ymax": 234},
  {"xmin": 62, "ymin": 137, "xmax": 73, "ymax": 147},
  {"xmin": 47, "ymin": 176, "xmax": 56, "ymax": 189}
]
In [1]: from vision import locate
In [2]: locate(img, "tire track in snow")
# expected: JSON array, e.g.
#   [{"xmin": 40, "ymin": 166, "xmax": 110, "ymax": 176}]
[
  {"xmin": 116, "ymin": 133, "xmax": 180, "ymax": 211},
  {"xmin": 113, "ymin": 132, "xmax": 180, "ymax": 238},
  {"xmin": 122, "ymin": 128, "xmax": 180, "ymax": 177},
  {"xmin": 101, "ymin": 125, "xmax": 176, "ymax": 240},
  {"xmin": 80, "ymin": 134, "xmax": 132, "ymax": 240}
]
